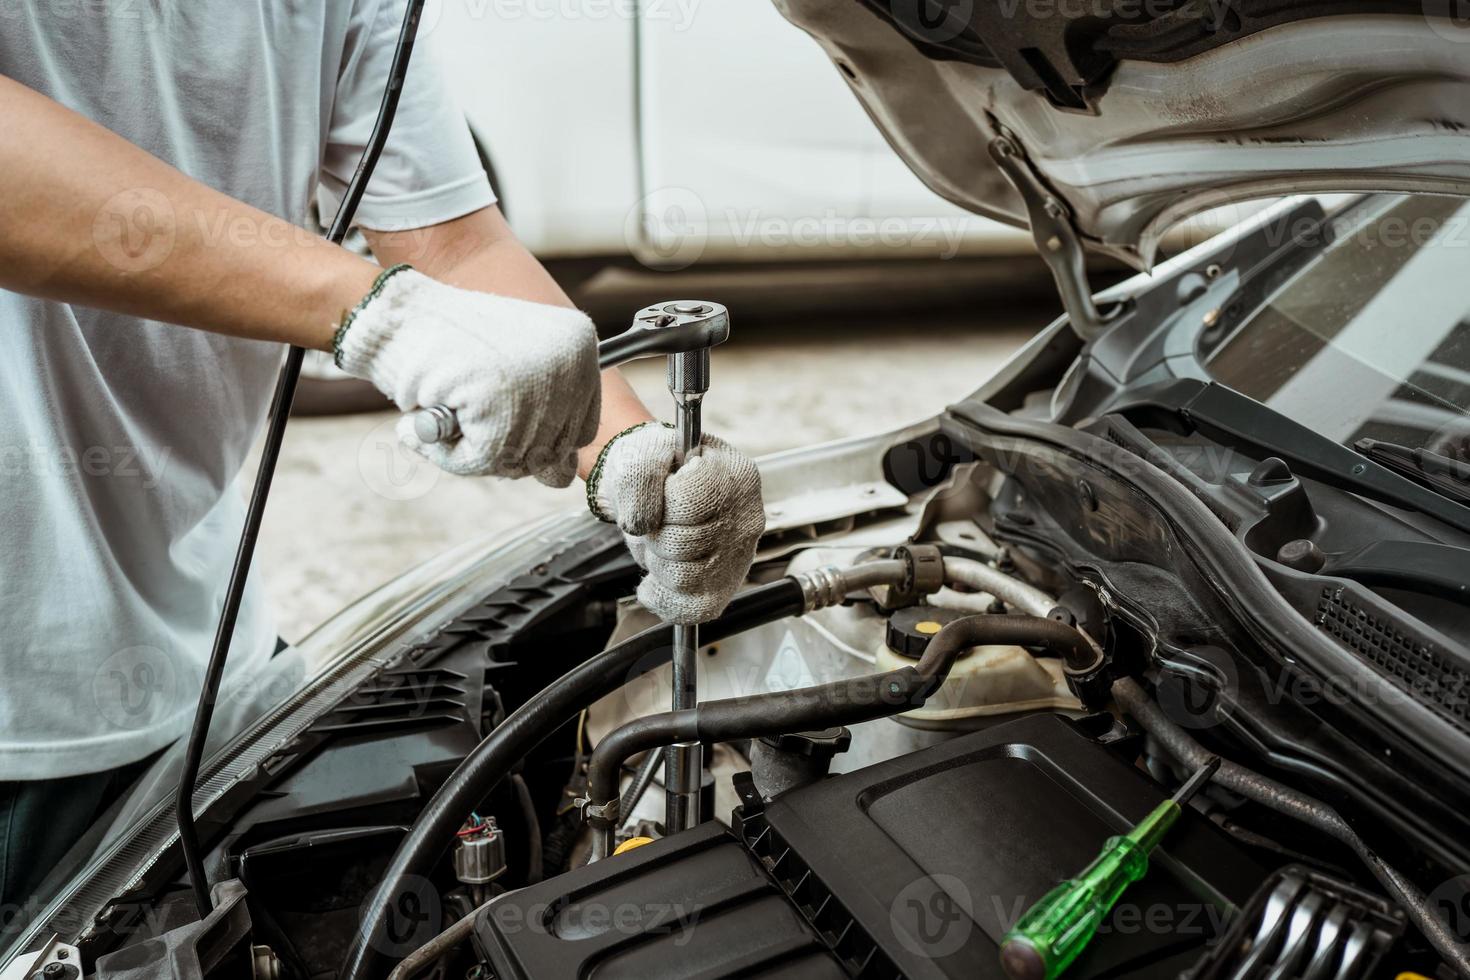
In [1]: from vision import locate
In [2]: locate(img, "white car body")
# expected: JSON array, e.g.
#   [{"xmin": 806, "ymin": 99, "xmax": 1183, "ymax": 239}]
[{"xmin": 428, "ymin": 0, "xmax": 1029, "ymax": 263}]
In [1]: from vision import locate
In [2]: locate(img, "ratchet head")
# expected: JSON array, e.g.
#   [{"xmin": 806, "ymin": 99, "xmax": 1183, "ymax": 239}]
[{"xmin": 598, "ymin": 301, "xmax": 730, "ymax": 370}]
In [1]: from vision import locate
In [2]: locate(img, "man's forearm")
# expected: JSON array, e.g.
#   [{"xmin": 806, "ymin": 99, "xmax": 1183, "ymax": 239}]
[
  {"xmin": 580, "ymin": 370, "xmax": 660, "ymax": 478},
  {"xmin": 365, "ymin": 208, "xmax": 656, "ymax": 479},
  {"xmin": 0, "ymin": 76, "xmax": 377, "ymax": 349}
]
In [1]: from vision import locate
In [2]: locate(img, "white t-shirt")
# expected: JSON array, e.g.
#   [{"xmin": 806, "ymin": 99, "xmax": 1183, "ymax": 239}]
[{"xmin": 0, "ymin": 0, "xmax": 495, "ymax": 780}]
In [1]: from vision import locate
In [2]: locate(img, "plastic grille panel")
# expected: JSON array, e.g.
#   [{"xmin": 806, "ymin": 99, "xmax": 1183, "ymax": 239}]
[
  {"xmin": 1315, "ymin": 587, "xmax": 1470, "ymax": 736},
  {"xmin": 739, "ymin": 814, "xmax": 901, "ymax": 980}
]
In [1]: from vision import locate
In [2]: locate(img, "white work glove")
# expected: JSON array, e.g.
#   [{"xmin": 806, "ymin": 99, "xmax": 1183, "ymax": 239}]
[
  {"xmin": 334, "ymin": 264, "xmax": 601, "ymax": 486},
  {"xmin": 588, "ymin": 422, "xmax": 765, "ymax": 624}
]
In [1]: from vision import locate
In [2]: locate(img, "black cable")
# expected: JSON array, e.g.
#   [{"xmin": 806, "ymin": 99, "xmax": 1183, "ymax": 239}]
[
  {"xmin": 174, "ymin": 0, "xmax": 428, "ymax": 917},
  {"xmin": 339, "ymin": 577, "xmax": 805, "ymax": 980},
  {"xmin": 509, "ymin": 774, "xmax": 543, "ymax": 885}
]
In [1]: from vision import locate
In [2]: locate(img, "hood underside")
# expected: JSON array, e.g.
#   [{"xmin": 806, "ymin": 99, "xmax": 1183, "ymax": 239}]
[{"xmin": 775, "ymin": 2, "xmax": 1470, "ymax": 268}]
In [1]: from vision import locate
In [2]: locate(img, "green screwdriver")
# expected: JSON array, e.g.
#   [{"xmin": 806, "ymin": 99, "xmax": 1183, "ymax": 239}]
[{"xmin": 999, "ymin": 756, "xmax": 1221, "ymax": 980}]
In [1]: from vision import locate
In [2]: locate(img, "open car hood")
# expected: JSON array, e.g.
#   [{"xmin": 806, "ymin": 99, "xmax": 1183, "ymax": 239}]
[{"xmin": 774, "ymin": 2, "xmax": 1470, "ymax": 269}]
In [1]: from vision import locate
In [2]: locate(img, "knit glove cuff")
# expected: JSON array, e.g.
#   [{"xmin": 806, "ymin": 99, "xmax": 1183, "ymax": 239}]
[
  {"xmin": 586, "ymin": 421, "xmax": 671, "ymax": 523},
  {"xmin": 333, "ymin": 265, "xmax": 601, "ymax": 486},
  {"xmin": 593, "ymin": 425, "xmax": 766, "ymax": 624}
]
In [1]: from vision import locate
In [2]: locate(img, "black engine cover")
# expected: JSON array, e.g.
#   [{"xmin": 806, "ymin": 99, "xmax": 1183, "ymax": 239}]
[{"xmin": 473, "ymin": 714, "xmax": 1261, "ymax": 979}]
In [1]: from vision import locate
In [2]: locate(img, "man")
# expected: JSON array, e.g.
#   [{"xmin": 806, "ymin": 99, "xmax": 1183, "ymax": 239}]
[{"xmin": 0, "ymin": 1, "xmax": 764, "ymax": 906}]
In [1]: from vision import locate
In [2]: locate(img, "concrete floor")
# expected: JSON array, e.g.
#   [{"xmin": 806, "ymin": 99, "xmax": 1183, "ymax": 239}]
[{"xmin": 255, "ymin": 308, "xmax": 1042, "ymax": 641}]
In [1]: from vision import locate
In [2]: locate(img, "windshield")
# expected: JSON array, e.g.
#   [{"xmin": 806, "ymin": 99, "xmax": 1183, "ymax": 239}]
[{"xmin": 1202, "ymin": 196, "xmax": 1470, "ymax": 460}]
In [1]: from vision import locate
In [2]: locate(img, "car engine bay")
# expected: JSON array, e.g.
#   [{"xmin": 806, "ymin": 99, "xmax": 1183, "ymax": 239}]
[
  {"xmin": 8, "ymin": 0, "xmax": 1470, "ymax": 974},
  {"xmin": 9, "ymin": 364, "xmax": 1467, "ymax": 978}
]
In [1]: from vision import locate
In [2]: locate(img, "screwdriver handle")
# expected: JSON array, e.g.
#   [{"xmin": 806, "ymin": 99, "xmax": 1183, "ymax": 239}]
[
  {"xmin": 998, "ymin": 757, "xmax": 1220, "ymax": 980},
  {"xmin": 1000, "ymin": 801, "xmax": 1176, "ymax": 980}
]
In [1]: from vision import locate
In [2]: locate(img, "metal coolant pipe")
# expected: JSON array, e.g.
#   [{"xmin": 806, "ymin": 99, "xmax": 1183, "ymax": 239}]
[{"xmin": 941, "ymin": 555, "xmax": 1057, "ymax": 618}]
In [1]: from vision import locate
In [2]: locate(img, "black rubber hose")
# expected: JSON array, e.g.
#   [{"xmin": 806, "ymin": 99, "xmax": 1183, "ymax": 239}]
[
  {"xmin": 509, "ymin": 773, "xmax": 543, "ymax": 885},
  {"xmin": 587, "ymin": 614, "xmax": 1086, "ymax": 809},
  {"xmin": 175, "ymin": 0, "xmax": 428, "ymax": 918},
  {"xmin": 340, "ymin": 577, "xmax": 804, "ymax": 980},
  {"xmin": 1114, "ymin": 677, "xmax": 1470, "ymax": 978}
]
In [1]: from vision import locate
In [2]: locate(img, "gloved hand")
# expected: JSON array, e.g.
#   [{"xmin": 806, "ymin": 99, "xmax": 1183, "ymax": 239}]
[
  {"xmin": 589, "ymin": 422, "xmax": 765, "ymax": 624},
  {"xmin": 334, "ymin": 264, "xmax": 601, "ymax": 486}
]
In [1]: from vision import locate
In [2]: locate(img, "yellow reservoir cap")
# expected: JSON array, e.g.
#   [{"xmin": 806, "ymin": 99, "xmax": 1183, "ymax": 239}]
[{"xmin": 613, "ymin": 836, "xmax": 656, "ymax": 856}]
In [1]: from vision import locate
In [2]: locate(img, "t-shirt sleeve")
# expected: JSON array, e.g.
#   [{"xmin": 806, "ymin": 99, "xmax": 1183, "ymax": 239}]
[{"xmin": 318, "ymin": 0, "xmax": 495, "ymax": 232}]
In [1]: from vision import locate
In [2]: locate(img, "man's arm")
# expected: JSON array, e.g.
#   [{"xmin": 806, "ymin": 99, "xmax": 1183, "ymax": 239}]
[
  {"xmin": 0, "ymin": 75, "xmax": 377, "ymax": 348},
  {"xmin": 367, "ymin": 206, "xmax": 764, "ymax": 624},
  {"xmin": 364, "ymin": 206, "xmax": 655, "ymax": 478},
  {"xmin": 1, "ymin": 77, "xmax": 607, "ymax": 486}
]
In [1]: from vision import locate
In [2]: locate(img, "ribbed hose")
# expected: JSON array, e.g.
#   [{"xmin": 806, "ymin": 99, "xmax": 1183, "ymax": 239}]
[
  {"xmin": 618, "ymin": 749, "xmax": 663, "ymax": 828},
  {"xmin": 340, "ymin": 577, "xmax": 806, "ymax": 980},
  {"xmin": 1114, "ymin": 677, "xmax": 1470, "ymax": 978}
]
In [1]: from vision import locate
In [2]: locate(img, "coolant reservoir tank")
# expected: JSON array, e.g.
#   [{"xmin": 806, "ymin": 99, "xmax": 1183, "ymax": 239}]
[{"xmin": 879, "ymin": 607, "xmax": 1081, "ymax": 728}]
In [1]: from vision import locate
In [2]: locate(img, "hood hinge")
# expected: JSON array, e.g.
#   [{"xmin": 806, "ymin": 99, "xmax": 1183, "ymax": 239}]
[{"xmin": 989, "ymin": 132, "xmax": 1120, "ymax": 341}]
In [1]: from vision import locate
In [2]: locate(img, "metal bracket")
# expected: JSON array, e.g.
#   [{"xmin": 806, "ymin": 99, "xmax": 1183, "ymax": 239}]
[
  {"xmin": 0, "ymin": 939, "xmax": 80, "ymax": 980},
  {"xmin": 576, "ymin": 797, "xmax": 619, "ymax": 826},
  {"xmin": 93, "ymin": 879, "xmax": 255, "ymax": 980},
  {"xmin": 873, "ymin": 544, "xmax": 945, "ymax": 611},
  {"xmin": 988, "ymin": 133, "xmax": 1119, "ymax": 341}
]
